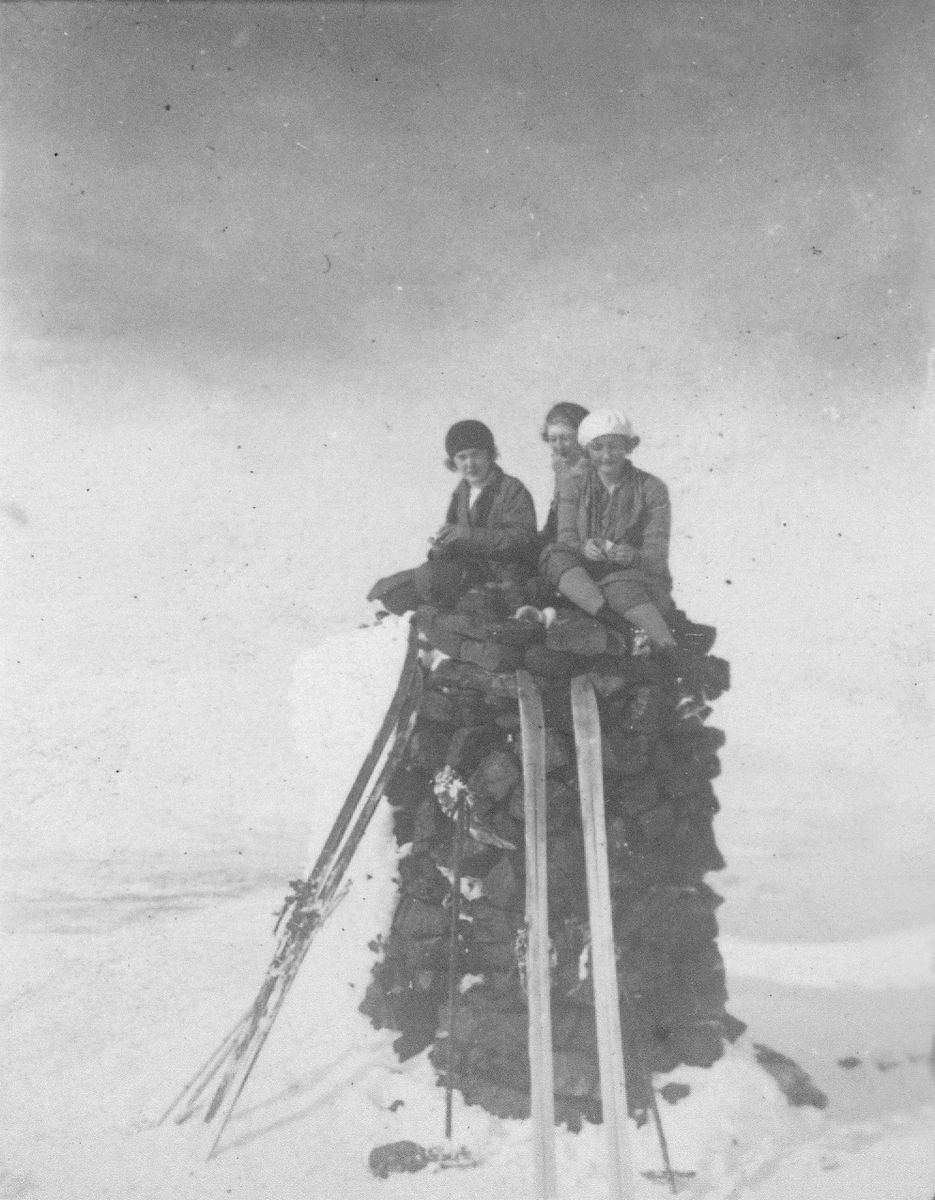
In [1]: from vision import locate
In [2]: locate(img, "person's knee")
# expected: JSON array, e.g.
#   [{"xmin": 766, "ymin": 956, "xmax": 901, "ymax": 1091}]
[
  {"xmin": 603, "ymin": 580, "xmax": 652, "ymax": 615},
  {"xmin": 415, "ymin": 560, "xmax": 467, "ymax": 609},
  {"xmin": 414, "ymin": 561, "xmax": 442, "ymax": 601},
  {"xmin": 540, "ymin": 544, "xmax": 577, "ymax": 586}
]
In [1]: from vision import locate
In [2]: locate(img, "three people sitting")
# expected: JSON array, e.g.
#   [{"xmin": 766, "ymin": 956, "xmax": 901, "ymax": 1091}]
[{"xmin": 369, "ymin": 408, "xmax": 679, "ymax": 655}]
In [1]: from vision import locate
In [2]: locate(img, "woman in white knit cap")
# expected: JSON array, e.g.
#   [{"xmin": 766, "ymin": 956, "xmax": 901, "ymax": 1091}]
[{"xmin": 540, "ymin": 408, "xmax": 677, "ymax": 650}]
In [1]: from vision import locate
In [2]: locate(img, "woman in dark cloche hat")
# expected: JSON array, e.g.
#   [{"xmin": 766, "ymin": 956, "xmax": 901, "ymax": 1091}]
[{"xmin": 367, "ymin": 420, "xmax": 537, "ymax": 615}]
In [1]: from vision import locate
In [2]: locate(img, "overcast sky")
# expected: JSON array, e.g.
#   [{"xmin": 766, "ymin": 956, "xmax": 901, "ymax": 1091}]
[
  {"xmin": 2, "ymin": 1, "xmax": 933, "ymax": 932},
  {"xmin": 3, "ymin": 0, "xmax": 932, "ymax": 417}
]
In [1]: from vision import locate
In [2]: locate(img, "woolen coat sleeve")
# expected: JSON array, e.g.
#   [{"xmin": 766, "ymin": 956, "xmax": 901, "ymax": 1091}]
[
  {"xmin": 629, "ymin": 473, "xmax": 671, "ymax": 579},
  {"xmin": 459, "ymin": 475, "xmax": 537, "ymax": 559},
  {"xmin": 541, "ymin": 498, "xmax": 558, "ymax": 545}
]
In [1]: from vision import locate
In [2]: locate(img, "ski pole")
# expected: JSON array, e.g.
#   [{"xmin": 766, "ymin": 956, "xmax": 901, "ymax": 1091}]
[
  {"xmin": 617, "ymin": 982, "xmax": 679, "ymax": 1195},
  {"xmin": 444, "ymin": 798, "xmax": 467, "ymax": 1140},
  {"xmin": 156, "ymin": 1006, "xmax": 253, "ymax": 1126}
]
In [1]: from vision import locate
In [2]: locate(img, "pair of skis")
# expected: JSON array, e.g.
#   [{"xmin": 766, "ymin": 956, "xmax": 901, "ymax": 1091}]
[
  {"xmin": 159, "ymin": 619, "xmax": 423, "ymax": 1156},
  {"xmin": 517, "ymin": 671, "xmax": 635, "ymax": 1200}
]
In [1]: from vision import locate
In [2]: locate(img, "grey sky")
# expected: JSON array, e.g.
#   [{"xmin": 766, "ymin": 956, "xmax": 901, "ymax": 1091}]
[{"xmin": 4, "ymin": 0, "xmax": 932, "ymax": 416}]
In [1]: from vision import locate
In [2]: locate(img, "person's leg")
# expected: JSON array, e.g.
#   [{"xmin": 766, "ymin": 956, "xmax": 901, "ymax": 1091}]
[
  {"xmin": 414, "ymin": 559, "xmax": 469, "ymax": 610},
  {"xmin": 555, "ymin": 566, "xmax": 606, "ymax": 616},
  {"xmin": 367, "ymin": 567, "xmax": 421, "ymax": 614},
  {"xmin": 601, "ymin": 581, "xmax": 677, "ymax": 649},
  {"xmin": 615, "ymin": 601, "xmax": 676, "ymax": 649},
  {"xmin": 523, "ymin": 575, "xmax": 556, "ymax": 608},
  {"xmin": 381, "ymin": 580, "xmax": 420, "ymax": 615}
]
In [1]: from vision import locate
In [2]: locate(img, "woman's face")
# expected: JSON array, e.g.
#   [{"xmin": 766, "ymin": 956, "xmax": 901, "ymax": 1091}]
[
  {"xmin": 453, "ymin": 447, "xmax": 493, "ymax": 486},
  {"xmin": 587, "ymin": 434, "xmax": 631, "ymax": 481},
  {"xmin": 545, "ymin": 422, "xmax": 579, "ymax": 463}
]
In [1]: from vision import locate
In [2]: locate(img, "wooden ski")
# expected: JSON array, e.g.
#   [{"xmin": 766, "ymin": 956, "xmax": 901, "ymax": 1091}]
[
  {"xmin": 160, "ymin": 618, "xmax": 423, "ymax": 1154},
  {"xmin": 516, "ymin": 670, "xmax": 557, "ymax": 1200},
  {"xmin": 571, "ymin": 674, "xmax": 635, "ymax": 1200}
]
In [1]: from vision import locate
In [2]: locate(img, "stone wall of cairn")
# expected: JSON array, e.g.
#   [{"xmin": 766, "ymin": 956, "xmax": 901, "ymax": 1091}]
[{"xmin": 361, "ymin": 587, "xmax": 745, "ymax": 1130}]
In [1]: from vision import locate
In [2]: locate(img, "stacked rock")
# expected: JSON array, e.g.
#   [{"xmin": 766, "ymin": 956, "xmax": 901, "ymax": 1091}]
[{"xmin": 360, "ymin": 586, "xmax": 744, "ymax": 1129}]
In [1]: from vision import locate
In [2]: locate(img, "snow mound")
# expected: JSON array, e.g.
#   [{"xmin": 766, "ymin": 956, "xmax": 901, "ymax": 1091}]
[{"xmin": 289, "ymin": 613, "xmax": 413, "ymax": 871}]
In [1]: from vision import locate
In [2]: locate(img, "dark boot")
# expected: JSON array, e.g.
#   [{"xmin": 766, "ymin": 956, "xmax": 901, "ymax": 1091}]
[{"xmin": 593, "ymin": 603, "xmax": 637, "ymax": 650}]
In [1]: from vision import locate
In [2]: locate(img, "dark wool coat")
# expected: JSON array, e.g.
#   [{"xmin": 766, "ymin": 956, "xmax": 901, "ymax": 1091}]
[{"xmin": 433, "ymin": 464, "xmax": 538, "ymax": 583}]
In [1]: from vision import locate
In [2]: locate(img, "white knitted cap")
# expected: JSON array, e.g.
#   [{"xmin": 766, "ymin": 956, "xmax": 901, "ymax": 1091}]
[{"xmin": 576, "ymin": 409, "xmax": 635, "ymax": 446}]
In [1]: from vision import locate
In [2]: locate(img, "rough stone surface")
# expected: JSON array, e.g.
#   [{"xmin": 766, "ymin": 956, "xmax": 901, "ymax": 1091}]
[{"xmin": 361, "ymin": 593, "xmax": 744, "ymax": 1126}]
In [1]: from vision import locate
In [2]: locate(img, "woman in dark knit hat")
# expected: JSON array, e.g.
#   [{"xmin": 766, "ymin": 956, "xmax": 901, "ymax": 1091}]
[{"xmin": 368, "ymin": 420, "xmax": 537, "ymax": 613}]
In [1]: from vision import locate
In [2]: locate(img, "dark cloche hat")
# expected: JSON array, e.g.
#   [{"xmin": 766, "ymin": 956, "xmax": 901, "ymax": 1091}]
[{"xmin": 445, "ymin": 419, "xmax": 496, "ymax": 459}]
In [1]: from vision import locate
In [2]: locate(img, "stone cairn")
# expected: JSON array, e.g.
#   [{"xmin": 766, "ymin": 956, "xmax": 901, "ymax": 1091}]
[{"xmin": 361, "ymin": 586, "xmax": 744, "ymax": 1129}]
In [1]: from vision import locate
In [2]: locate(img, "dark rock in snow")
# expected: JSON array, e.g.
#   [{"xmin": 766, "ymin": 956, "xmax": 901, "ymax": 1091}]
[
  {"xmin": 523, "ymin": 643, "xmax": 582, "ymax": 679},
  {"xmin": 721, "ymin": 1012, "xmax": 748, "ymax": 1043},
  {"xmin": 456, "ymin": 584, "xmax": 512, "ymax": 623},
  {"xmin": 393, "ymin": 897, "xmax": 450, "ymax": 941},
  {"xmin": 612, "ymin": 774, "xmax": 661, "ymax": 815},
  {"xmin": 459, "ymin": 638, "xmax": 524, "ymax": 674},
  {"xmin": 700, "ymin": 655, "xmax": 730, "ymax": 700},
  {"xmin": 397, "ymin": 853, "xmax": 449, "ymax": 903},
  {"xmin": 470, "ymin": 900, "xmax": 521, "ymax": 946},
  {"xmin": 481, "ymin": 855, "xmax": 519, "ymax": 907},
  {"xmin": 603, "ymin": 731, "xmax": 653, "ymax": 778},
  {"xmin": 368, "ymin": 1140, "xmax": 429, "ymax": 1178},
  {"xmin": 670, "ymin": 611, "xmax": 717, "ymax": 656},
  {"xmin": 490, "ymin": 618, "xmax": 546, "ymax": 650},
  {"xmin": 443, "ymin": 610, "xmax": 506, "ymax": 643},
  {"xmin": 468, "ymin": 750, "xmax": 522, "ymax": 805},
  {"xmin": 553, "ymin": 1049, "xmax": 600, "ymax": 1097},
  {"xmin": 753, "ymin": 1043, "xmax": 829, "ymax": 1108},
  {"xmin": 508, "ymin": 777, "xmax": 576, "ymax": 827},
  {"xmin": 415, "ymin": 605, "xmax": 464, "ymax": 659},
  {"xmin": 417, "ymin": 688, "xmax": 457, "ymax": 725},
  {"xmin": 429, "ymin": 659, "xmax": 518, "ymax": 698},
  {"xmin": 546, "ymin": 615, "xmax": 612, "ymax": 656},
  {"xmin": 444, "ymin": 724, "xmax": 490, "ymax": 773},
  {"xmin": 587, "ymin": 654, "xmax": 661, "ymax": 684},
  {"xmin": 409, "ymin": 724, "xmax": 451, "ymax": 771}
]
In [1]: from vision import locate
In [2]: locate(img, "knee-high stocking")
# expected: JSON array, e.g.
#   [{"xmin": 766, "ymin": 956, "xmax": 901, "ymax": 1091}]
[{"xmin": 615, "ymin": 601, "xmax": 676, "ymax": 649}]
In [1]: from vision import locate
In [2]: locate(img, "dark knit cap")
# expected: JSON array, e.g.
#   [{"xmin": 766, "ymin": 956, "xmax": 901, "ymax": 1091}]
[{"xmin": 445, "ymin": 419, "xmax": 496, "ymax": 459}]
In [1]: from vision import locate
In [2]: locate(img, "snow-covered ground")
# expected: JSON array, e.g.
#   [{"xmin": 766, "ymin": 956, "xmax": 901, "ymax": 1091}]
[
  {"xmin": 3, "ymin": 620, "xmax": 933, "ymax": 1200},
  {"xmin": 3, "ymin": 879, "xmax": 934, "ymax": 1200},
  {"xmin": 3, "ymin": 2, "xmax": 934, "ymax": 1194}
]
